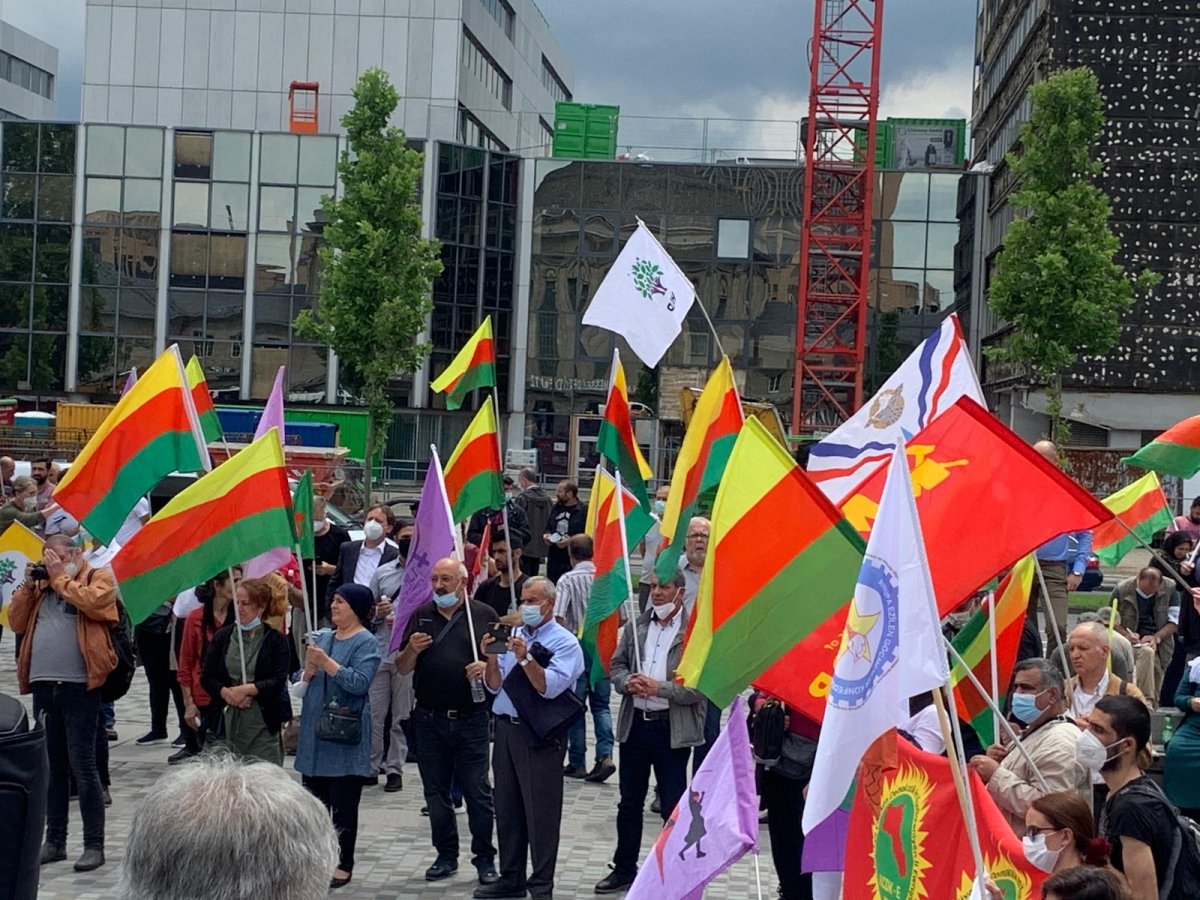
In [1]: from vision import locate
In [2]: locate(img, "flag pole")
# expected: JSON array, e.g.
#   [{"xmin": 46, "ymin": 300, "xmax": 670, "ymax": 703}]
[
  {"xmin": 491, "ymin": 389, "xmax": 520, "ymax": 614},
  {"xmin": 614, "ymin": 469, "xmax": 643, "ymax": 673},
  {"xmin": 294, "ymin": 540, "xmax": 313, "ymax": 644},
  {"xmin": 1033, "ymin": 558, "xmax": 1070, "ymax": 671},
  {"xmin": 942, "ymin": 637, "xmax": 1051, "ymax": 791},
  {"xmin": 932, "ymin": 684, "xmax": 989, "ymax": 896},
  {"xmin": 433, "ymin": 443, "xmax": 481, "ymax": 664},
  {"xmin": 987, "ymin": 590, "xmax": 1001, "ymax": 746},
  {"xmin": 1112, "ymin": 514, "xmax": 1192, "ymax": 589},
  {"xmin": 751, "ymin": 851, "xmax": 764, "ymax": 900},
  {"xmin": 1107, "ymin": 599, "xmax": 1119, "ymax": 675}
]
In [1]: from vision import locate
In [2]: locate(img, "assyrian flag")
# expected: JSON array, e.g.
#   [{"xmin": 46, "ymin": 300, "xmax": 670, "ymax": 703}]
[{"xmin": 807, "ymin": 314, "xmax": 983, "ymax": 505}]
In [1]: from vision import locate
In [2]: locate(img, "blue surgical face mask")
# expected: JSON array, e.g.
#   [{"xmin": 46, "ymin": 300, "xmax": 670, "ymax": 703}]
[
  {"xmin": 1010, "ymin": 690, "xmax": 1045, "ymax": 725},
  {"xmin": 653, "ymin": 499, "xmax": 666, "ymax": 516},
  {"xmin": 433, "ymin": 591, "xmax": 459, "ymax": 609},
  {"xmin": 238, "ymin": 616, "xmax": 262, "ymax": 632},
  {"xmin": 520, "ymin": 603, "xmax": 544, "ymax": 628}
]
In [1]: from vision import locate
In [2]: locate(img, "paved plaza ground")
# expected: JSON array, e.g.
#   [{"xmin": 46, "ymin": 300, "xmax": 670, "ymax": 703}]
[{"xmin": 0, "ymin": 653, "xmax": 771, "ymax": 899}]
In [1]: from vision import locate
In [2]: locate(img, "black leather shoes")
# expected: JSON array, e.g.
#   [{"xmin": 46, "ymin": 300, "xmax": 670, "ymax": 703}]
[
  {"xmin": 476, "ymin": 860, "xmax": 500, "ymax": 884},
  {"xmin": 384, "ymin": 773, "xmax": 403, "ymax": 792},
  {"xmin": 39, "ymin": 843, "xmax": 66, "ymax": 865},
  {"xmin": 425, "ymin": 858, "xmax": 459, "ymax": 881},
  {"xmin": 74, "ymin": 848, "xmax": 105, "ymax": 872},
  {"xmin": 594, "ymin": 870, "xmax": 635, "ymax": 894},
  {"xmin": 473, "ymin": 881, "xmax": 529, "ymax": 898}
]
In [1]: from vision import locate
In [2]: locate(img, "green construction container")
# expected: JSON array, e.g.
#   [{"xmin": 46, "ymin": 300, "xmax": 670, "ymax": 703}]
[
  {"xmin": 285, "ymin": 407, "xmax": 374, "ymax": 462},
  {"xmin": 552, "ymin": 102, "xmax": 620, "ymax": 160}
]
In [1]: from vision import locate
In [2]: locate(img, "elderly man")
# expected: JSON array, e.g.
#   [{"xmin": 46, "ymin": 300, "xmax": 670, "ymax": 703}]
[
  {"xmin": 1066, "ymin": 621, "xmax": 1150, "ymax": 720},
  {"xmin": 0, "ymin": 455, "xmax": 13, "ymax": 496},
  {"xmin": 396, "ymin": 557, "xmax": 499, "ymax": 886},
  {"xmin": 8, "ymin": 533, "xmax": 118, "ymax": 872},
  {"xmin": 119, "ymin": 756, "xmax": 338, "ymax": 900},
  {"xmin": 367, "ymin": 517, "xmax": 417, "ymax": 793},
  {"xmin": 1112, "ymin": 566, "xmax": 1178, "ymax": 702},
  {"xmin": 475, "ymin": 576, "xmax": 584, "ymax": 900},
  {"xmin": 967, "ymin": 658, "xmax": 1091, "ymax": 833},
  {"xmin": 678, "ymin": 516, "xmax": 710, "ymax": 615},
  {"xmin": 1076, "ymin": 611, "xmax": 1134, "ymax": 683},
  {"xmin": 594, "ymin": 570, "xmax": 707, "ymax": 894}
]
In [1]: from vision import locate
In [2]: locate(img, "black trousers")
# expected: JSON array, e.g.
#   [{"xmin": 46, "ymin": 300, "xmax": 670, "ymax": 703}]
[
  {"xmin": 492, "ymin": 716, "xmax": 567, "ymax": 893},
  {"xmin": 612, "ymin": 714, "xmax": 690, "ymax": 876},
  {"xmin": 691, "ymin": 699, "xmax": 722, "ymax": 774},
  {"xmin": 761, "ymin": 767, "xmax": 813, "ymax": 900},
  {"xmin": 518, "ymin": 556, "xmax": 542, "ymax": 577},
  {"xmin": 135, "ymin": 628, "xmax": 184, "ymax": 736},
  {"xmin": 412, "ymin": 707, "xmax": 496, "ymax": 866},
  {"xmin": 32, "ymin": 682, "xmax": 105, "ymax": 850},
  {"xmin": 303, "ymin": 775, "xmax": 364, "ymax": 873}
]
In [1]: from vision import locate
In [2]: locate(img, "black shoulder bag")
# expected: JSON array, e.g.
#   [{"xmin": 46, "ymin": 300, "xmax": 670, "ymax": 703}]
[{"xmin": 314, "ymin": 633, "xmax": 366, "ymax": 745}]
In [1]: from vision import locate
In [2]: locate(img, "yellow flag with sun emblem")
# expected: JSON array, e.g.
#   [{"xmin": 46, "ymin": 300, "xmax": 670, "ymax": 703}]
[{"xmin": 0, "ymin": 522, "xmax": 43, "ymax": 627}]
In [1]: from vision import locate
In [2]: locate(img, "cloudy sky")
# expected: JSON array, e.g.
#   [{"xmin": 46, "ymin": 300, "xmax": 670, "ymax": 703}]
[{"xmin": 2, "ymin": 0, "xmax": 975, "ymax": 124}]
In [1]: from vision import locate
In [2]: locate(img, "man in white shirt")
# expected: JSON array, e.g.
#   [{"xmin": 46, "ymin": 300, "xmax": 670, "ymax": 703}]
[
  {"xmin": 593, "ymin": 571, "xmax": 707, "ymax": 894},
  {"xmin": 324, "ymin": 504, "xmax": 399, "ymax": 619}
]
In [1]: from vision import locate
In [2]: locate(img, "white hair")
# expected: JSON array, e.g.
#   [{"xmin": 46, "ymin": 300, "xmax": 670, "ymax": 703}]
[
  {"xmin": 524, "ymin": 575, "xmax": 556, "ymax": 602},
  {"xmin": 119, "ymin": 754, "xmax": 338, "ymax": 900}
]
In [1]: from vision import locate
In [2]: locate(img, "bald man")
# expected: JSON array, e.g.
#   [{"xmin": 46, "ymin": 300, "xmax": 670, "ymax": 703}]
[
  {"xmin": 1032, "ymin": 440, "xmax": 1093, "ymax": 663},
  {"xmin": 0, "ymin": 455, "xmax": 14, "ymax": 496}
]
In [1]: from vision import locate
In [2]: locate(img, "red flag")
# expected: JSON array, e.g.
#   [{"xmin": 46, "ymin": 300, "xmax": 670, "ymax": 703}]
[
  {"xmin": 844, "ymin": 734, "xmax": 1045, "ymax": 899},
  {"xmin": 755, "ymin": 397, "xmax": 1112, "ymax": 722}
]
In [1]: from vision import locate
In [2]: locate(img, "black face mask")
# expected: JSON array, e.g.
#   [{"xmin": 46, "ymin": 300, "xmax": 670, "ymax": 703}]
[{"xmin": 396, "ymin": 538, "xmax": 412, "ymax": 559}]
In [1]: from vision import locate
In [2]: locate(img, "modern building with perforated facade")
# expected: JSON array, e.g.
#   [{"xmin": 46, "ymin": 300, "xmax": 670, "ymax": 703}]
[{"xmin": 967, "ymin": 0, "xmax": 1200, "ymax": 451}]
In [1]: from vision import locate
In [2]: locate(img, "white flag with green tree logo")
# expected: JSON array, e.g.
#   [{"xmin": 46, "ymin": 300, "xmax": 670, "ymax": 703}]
[{"xmin": 582, "ymin": 222, "xmax": 696, "ymax": 368}]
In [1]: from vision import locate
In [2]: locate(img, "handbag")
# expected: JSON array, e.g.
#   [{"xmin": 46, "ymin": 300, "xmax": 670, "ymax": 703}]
[
  {"xmin": 313, "ymin": 634, "xmax": 364, "ymax": 745},
  {"xmin": 501, "ymin": 640, "xmax": 585, "ymax": 741}
]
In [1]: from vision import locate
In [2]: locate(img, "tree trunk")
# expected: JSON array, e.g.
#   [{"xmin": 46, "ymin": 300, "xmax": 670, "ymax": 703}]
[{"xmin": 1045, "ymin": 372, "xmax": 1071, "ymax": 452}]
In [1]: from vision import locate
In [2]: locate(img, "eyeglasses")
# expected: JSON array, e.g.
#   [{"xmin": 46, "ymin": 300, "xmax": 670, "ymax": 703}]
[{"xmin": 1023, "ymin": 826, "xmax": 1060, "ymax": 839}]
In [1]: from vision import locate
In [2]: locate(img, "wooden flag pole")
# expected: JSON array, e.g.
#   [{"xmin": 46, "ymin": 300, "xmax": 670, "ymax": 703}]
[
  {"xmin": 987, "ymin": 590, "xmax": 1001, "ymax": 746},
  {"xmin": 933, "ymin": 683, "xmax": 989, "ymax": 896}
]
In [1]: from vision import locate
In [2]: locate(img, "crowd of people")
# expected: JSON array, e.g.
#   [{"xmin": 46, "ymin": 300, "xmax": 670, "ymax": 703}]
[{"xmin": 7, "ymin": 453, "xmax": 1200, "ymax": 900}]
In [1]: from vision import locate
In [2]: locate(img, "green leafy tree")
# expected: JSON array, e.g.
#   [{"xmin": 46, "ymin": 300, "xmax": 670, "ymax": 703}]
[
  {"xmin": 294, "ymin": 69, "xmax": 442, "ymax": 499},
  {"xmin": 987, "ymin": 67, "xmax": 1159, "ymax": 446}
]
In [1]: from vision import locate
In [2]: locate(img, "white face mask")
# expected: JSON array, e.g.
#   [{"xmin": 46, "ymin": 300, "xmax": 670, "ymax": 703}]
[
  {"xmin": 1022, "ymin": 833, "xmax": 1061, "ymax": 873},
  {"xmin": 62, "ymin": 561, "xmax": 80, "ymax": 578},
  {"xmin": 652, "ymin": 601, "xmax": 676, "ymax": 620},
  {"xmin": 313, "ymin": 517, "xmax": 328, "ymax": 532},
  {"xmin": 363, "ymin": 520, "xmax": 384, "ymax": 541},
  {"xmin": 23, "ymin": 497, "xmax": 37, "ymax": 511},
  {"xmin": 1075, "ymin": 729, "xmax": 1123, "ymax": 772}
]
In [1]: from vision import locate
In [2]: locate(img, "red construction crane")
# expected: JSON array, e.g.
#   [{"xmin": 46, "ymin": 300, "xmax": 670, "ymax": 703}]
[{"xmin": 792, "ymin": 0, "xmax": 884, "ymax": 435}]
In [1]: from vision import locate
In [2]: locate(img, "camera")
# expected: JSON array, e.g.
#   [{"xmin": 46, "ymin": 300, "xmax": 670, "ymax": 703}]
[{"xmin": 29, "ymin": 564, "xmax": 49, "ymax": 581}]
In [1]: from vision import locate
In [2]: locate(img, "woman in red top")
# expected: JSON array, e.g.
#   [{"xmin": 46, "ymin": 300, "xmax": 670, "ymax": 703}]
[{"xmin": 176, "ymin": 569, "xmax": 239, "ymax": 760}]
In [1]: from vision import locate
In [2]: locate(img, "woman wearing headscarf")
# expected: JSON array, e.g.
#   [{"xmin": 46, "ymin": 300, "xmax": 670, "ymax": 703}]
[
  {"xmin": 295, "ymin": 583, "xmax": 381, "ymax": 890},
  {"xmin": 201, "ymin": 577, "xmax": 291, "ymax": 764},
  {"xmin": 1154, "ymin": 530, "xmax": 1200, "ymax": 704}
]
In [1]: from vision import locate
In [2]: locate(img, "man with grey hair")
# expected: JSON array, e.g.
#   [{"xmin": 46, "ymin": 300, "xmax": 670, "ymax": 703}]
[
  {"xmin": 475, "ymin": 575, "xmax": 584, "ymax": 900},
  {"xmin": 678, "ymin": 516, "xmax": 710, "ymax": 616},
  {"xmin": 0, "ymin": 454, "xmax": 14, "ymax": 496},
  {"xmin": 967, "ymin": 657, "xmax": 1091, "ymax": 832},
  {"xmin": 1075, "ymin": 611, "xmax": 1134, "ymax": 682},
  {"xmin": 119, "ymin": 755, "xmax": 338, "ymax": 899}
]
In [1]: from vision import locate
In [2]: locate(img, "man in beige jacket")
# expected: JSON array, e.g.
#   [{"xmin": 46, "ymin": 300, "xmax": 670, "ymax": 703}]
[{"xmin": 967, "ymin": 657, "xmax": 1091, "ymax": 833}]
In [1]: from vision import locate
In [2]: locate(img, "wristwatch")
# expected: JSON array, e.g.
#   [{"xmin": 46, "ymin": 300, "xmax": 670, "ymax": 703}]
[{"xmin": 519, "ymin": 657, "xmax": 531, "ymax": 668}]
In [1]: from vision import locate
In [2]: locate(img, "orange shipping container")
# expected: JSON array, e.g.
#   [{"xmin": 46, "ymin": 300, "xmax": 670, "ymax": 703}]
[{"xmin": 55, "ymin": 401, "xmax": 115, "ymax": 436}]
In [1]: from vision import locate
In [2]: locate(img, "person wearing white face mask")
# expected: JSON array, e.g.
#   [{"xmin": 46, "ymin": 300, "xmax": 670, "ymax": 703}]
[
  {"xmin": 323, "ymin": 504, "xmax": 398, "ymax": 629},
  {"xmin": 0, "ymin": 474, "xmax": 46, "ymax": 532},
  {"xmin": 1087, "ymin": 694, "xmax": 1200, "ymax": 900},
  {"xmin": 1023, "ymin": 791, "xmax": 1115, "ymax": 876},
  {"xmin": 968, "ymin": 657, "xmax": 1091, "ymax": 834},
  {"xmin": 594, "ymin": 570, "xmax": 706, "ymax": 895}
]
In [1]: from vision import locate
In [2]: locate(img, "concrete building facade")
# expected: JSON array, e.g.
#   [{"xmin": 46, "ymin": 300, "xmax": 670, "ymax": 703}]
[{"xmin": 0, "ymin": 20, "xmax": 56, "ymax": 121}]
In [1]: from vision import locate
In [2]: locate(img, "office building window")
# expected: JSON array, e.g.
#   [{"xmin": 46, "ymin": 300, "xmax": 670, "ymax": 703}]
[
  {"xmin": 479, "ymin": 0, "xmax": 515, "ymax": 39},
  {"xmin": 461, "ymin": 28, "xmax": 512, "ymax": 111},
  {"xmin": 541, "ymin": 57, "xmax": 571, "ymax": 104},
  {"xmin": 458, "ymin": 105, "xmax": 508, "ymax": 152},
  {"xmin": 0, "ymin": 50, "xmax": 54, "ymax": 100}
]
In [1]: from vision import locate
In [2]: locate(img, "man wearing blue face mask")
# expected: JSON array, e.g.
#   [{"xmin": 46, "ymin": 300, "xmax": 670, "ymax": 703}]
[
  {"xmin": 474, "ymin": 576, "xmax": 584, "ymax": 900},
  {"xmin": 968, "ymin": 657, "xmax": 1091, "ymax": 834}
]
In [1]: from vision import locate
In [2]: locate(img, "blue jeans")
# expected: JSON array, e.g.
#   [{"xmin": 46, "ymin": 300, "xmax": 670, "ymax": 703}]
[
  {"xmin": 412, "ymin": 708, "xmax": 495, "ymax": 866},
  {"xmin": 568, "ymin": 673, "xmax": 613, "ymax": 770},
  {"xmin": 32, "ymin": 681, "xmax": 105, "ymax": 850}
]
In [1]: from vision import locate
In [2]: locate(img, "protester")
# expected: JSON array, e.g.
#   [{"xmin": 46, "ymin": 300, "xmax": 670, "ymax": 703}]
[
  {"xmin": 637, "ymin": 484, "xmax": 671, "ymax": 610},
  {"xmin": 397, "ymin": 557, "xmax": 500, "ymax": 886},
  {"xmin": 554, "ymin": 534, "xmax": 615, "ymax": 783},
  {"xmin": 133, "ymin": 598, "xmax": 185, "ymax": 748},
  {"xmin": 513, "ymin": 467, "xmax": 551, "ymax": 577},
  {"xmin": 1075, "ymin": 611, "xmax": 1134, "ymax": 683},
  {"xmin": 1031, "ymin": 440, "xmax": 1093, "ymax": 659},
  {"xmin": 1091, "ymin": 694, "xmax": 1200, "ymax": 898},
  {"xmin": 324, "ymin": 504, "xmax": 398, "ymax": 618},
  {"xmin": 678, "ymin": 515, "xmax": 720, "ymax": 771},
  {"xmin": 968, "ymin": 658, "xmax": 1091, "ymax": 833},
  {"xmin": 1111, "ymin": 567, "xmax": 1177, "ymax": 701},
  {"xmin": 1168, "ymin": 496, "xmax": 1200, "ymax": 542},
  {"xmin": 594, "ymin": 570, "xmax": 706, "ymax": 894},
  {"xmin": 9, "ymin": 533, "xmax": 117, "ymax": 872},
  {"xmin": 1024, "ymin": 791, "xmax": 1113, "ymax": 875},
  {"xmin": 201, "ymin": 578, "xmax": 290, "ymax": 765},
  {"xmin": 366, "ymin": 516, "xmax": 416, "ymax": 793},
  {"xmin": 475, "ymin": 529, "xmax": 527, "ymax": 618},
  {"xmin": 1041, "ymin": 867, "xmax": 1133, "ymax": 900},
  {"xmin": 0, "ymin": 454, "xmax": 13, "ymax": 496},
  {"xmin": 30, "ymin": 457, "xmax": 53, "ymax": 509},
  {"xmin": 1164, "ymin": 656, "xmax": 1200, "ymax": 819},
  {"xmin": 1066, "ymin": 622, "xmax": 1150, "ymax": 720},
  {"xmin": 1, "ymin": 475, "xmax": 45, "ymax": 531},
  {"xmin": 544, "ymin": 480, "xmax": 585, "ymax": 582},
  {"xmin": 119, "ymin": 755, "xmax": 339, "ymax": 900},
  {"xmin": 307, "ymin": 496, "xmax": 349, "ymax": 619},
  {"xmin": 477, "ymin": 576, "xmax": 584, "ymax": 900},
  {"xmin": 1162, "ymin": 535, "xmax": 1200, "ymax": 705},
  {"xmin": 467, "ymin": 486, "xmax": 531, "ymax": 552},
  {"xmin": 175, "ymin": 570, "xmax": 238, "ymax": 761},
  {"xmin": 295, "ymin": 583, "xmax": 382, "ymax": 890}
]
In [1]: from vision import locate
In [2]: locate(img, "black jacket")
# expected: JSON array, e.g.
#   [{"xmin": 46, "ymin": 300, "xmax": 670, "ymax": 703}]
[
  {"xmin": 324, "ymin": 539, "xmax": 400, "ymax": 612},
  {"xmin": 201, "ymin": 623, "xmax": 292, "ymax": 734},
  {"xmin": 466, "ymin": 500, "xmax": 530, "ymax": 549}
]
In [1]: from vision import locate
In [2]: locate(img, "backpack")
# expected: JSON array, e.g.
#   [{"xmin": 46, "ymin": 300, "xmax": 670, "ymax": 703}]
[
  {"xmin": 1115, "ymin": 779, "xmax": 1200, "ymax": 900},
  {"xmin": 751, "ymin": 699, "xmax": 786, "ymax": 767},
  {"xmin": 101, "ymin": 598, "xmax": 136, "ymax": 703}
]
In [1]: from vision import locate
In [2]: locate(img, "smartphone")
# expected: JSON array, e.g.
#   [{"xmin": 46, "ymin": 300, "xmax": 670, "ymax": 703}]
[{"xmin": 484, "ymin": 623, "xmax": 512, "ymax": 653}]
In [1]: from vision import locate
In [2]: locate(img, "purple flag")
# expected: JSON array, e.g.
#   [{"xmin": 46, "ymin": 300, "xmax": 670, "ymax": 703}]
[
  {"xmin": 388, "ymin": 448, "xmax": 460, "ymax": 653},
  {"xmin": 254, "ymin": 366, "xmax": 286, "ymax": 445},
  {"xmin": 626, "ymin": 695, "xmax": 759, "ymax": 900},
  {"xmin": 120, "ymin": 367, "xmax": 137, "ymax": 396},
  {"xmin": 800, "ymin": 806, "xmax": 850, "ymax": 873}
]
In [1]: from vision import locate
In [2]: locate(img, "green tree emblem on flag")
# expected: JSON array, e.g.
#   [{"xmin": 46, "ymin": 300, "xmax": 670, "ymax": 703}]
[{"xmin": 631, "ymin": 258, "xmax": 667, "ymax": 300}]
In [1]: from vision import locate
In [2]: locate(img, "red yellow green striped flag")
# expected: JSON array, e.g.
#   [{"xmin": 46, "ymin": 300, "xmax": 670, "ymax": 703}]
[
  {"xmin": 111, "ymin": 430, "xmax": 294, "ymax": 624},
  {"xmin": 581, "ymin": 468, "xmax": 638, "ymax": 686},
  {"xmin": 430, "ymin": 316, "xmax": 496, "ymax": 410},
  {"xmin": 655, "ymin": 356, "xmax": 743, "ymax": 583},
  {"xmin": 443, "ymin": 394, "xmax": 504, "ymax": 524},
  {"xmin": 54, "ymin": 345, "xmax": 209, "ymax": 545},
  {"xmin": 950, "ymin": 555, "xmax": 1036, "ymax": 745},
  {"xmin": 596, "ymin": 349, "xmax": 653, "ymax": 512},
  {"xmin": 676, "ymin": 417, "xmax": 866, "ymax": 707},
  {"xmin": 185, "ymin": 355, "xmax": 224, "ymax": 444},
  {"xmin": 1122, "ymin": 414, "xmax": 1200, "ymax": 478},
  {"xmin": 585, "ymin": 465, "xmax": 654, "ymax": 548},
  {"xmin": 1092, "ymin": 473, "xmax": 1172, "ymax": 567}
]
